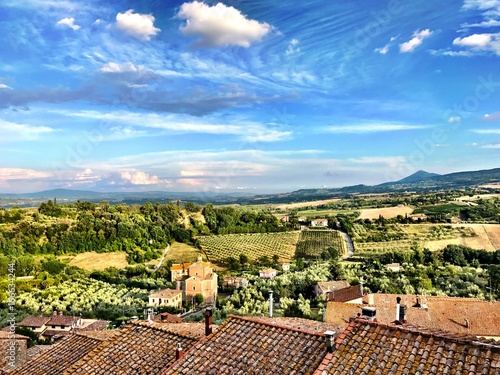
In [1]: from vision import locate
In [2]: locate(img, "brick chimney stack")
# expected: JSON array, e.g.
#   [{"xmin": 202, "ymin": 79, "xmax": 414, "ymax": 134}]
[
  {"xmin": 205, "ymin": 308, "xmax": 213, "ymax": 336},
  {"xmin": 269, "ymin": 290, "xmax": 273, "ymax": 318},
  {"xmin": 396, "ymin": 297, "xmax": 401, "ymax": 322},
  {"xmin": 175, "ymin": 342, "xmax": 183, "ymax": 360}
]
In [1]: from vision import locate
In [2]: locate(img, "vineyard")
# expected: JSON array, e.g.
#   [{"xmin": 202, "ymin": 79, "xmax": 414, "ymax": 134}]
[
  {"xmin": 350, "ymin": 223, "xmax": 479, "ymax": 256},
  {"xmin": 197, "ymin": 231, "xmax": 300, "ymax": 263},
  {"xmin": 295, "ymin": 230, "xmax": 348, "ymax": 259}
]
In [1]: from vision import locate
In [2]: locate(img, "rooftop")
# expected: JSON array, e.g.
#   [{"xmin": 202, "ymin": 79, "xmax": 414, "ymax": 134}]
[
  {"xmin": 64, "ymin": 321, "xmax": 198, "ymax": 374},
  {"xmin": 324, "ymin": 294, "xmax": 500, "ymax": 337},
  {"xmin": 18, "ymin": 316, "xmax": 50, "ymax": 328},
  {"xmin": 161, "ymin": 315, "xmax": 328, "ymax": 375},
  {"xmin": 316, "ymin": 280, "xmax": 350, "ymax": 294},
  {"xmin": 149, "ymin": 288, "xmax": 182, "ymax": 299},
  {"xmin": 315, "ymin": 319, "xmax": 500, "ymax": 375},
  {"xmin": 8, "ymin": 333, "xmax": 104, "ymax": 375}
]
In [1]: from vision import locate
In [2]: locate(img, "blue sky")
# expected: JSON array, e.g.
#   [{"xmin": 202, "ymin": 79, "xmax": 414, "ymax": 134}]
[{"xmin": 0, "ymin": 0, "xmax": 499, "ymax": 193}]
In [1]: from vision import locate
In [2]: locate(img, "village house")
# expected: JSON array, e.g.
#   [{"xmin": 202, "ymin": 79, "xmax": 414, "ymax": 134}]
[
  {"xmin": 385, "ymin": 262, "xmax": 401, "ymax": 272},
  {"xmin": 314, "ymin": 280, "xmax": 350, "ymax": 298},
  {"xmin": 259, "ymin": 268, "xmax": 277, "ymax": 279},
  {"xmin": 281, "ymin": 263, "xmax": 290, "ymax": 271},
  {"xmin": 17, "ymin": 316, "xmax": 50, "ymax": 335},
  {"xmin": 149, "ymin": 288, "xmax": 183, "ymax": 309},
  {"xmin": 171, "ymin": 256, "xmax": 218, "ymax": 304},
  {"xmin": 222, "ymin": 276, "xmax": 248, "ymax": 289},
  {"xmin": 310, "ymin": 218, "xmax": 328, "ymax": 227}
]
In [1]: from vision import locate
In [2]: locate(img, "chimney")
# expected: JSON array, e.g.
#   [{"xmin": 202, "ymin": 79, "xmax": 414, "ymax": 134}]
[
  {"xmin": 464, "ymin": 318, "xmax": 470, "ymax": 329},
  {"xmin": 396, "ymin": 297, "xmax": 401, "ymax": 322},
  {"xmin": 324, "ymin": 330, "xmax": 335, "ymax": 353},
  {"xmin": 359, "ymin": 277, "xmax": 364, "ymax": 296},
  {"xmin": 52, "ymin": 311, "xmax": 57, "ymax": 316},
  {"xmin": 147, "ymin": 308, "xmax": 154, "ymax": 323},
  {"xmin": 269, "ymin": 290, "xmax": 273, "ymax": 318},
  {"xmin": 413, "ymin": 295, "xmax": 421, "ymax": 308},
  {"xmin": 205, "ymin": 308, "xmax": 213, "ymax": 336},
  {"xmin": 175, "ymin": 342, "xmax": 183, "ymax": 360},
  {"xmin": 361, "ymin": 307, "xmax": 376, "ymax": 321},
  {"xmin": 59, "ymin": 311, "xmax": 63, "ymax": 316}
]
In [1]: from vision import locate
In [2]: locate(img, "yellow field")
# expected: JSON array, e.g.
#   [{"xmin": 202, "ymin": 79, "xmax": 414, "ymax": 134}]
[
  {"xmin": 164, "ymin": 242, "xmax": 204, "ymax": 263},
  {"xmin": 358, "ymin": 206, "xmax": 414, "ymax": 220},
  {"xmin": 275, "ymin": 199, "xmax": 341, "ymax": 210},
  {"xmin": 422, "ymin": 224, "xmax": 500, "ymax": 251},
  {"xmin": 68, "ymin": 251, "xmax": 129, "ymax": 271}
]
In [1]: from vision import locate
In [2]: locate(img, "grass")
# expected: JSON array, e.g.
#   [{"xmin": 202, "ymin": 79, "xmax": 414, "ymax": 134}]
[
  {"xmin": 164, "ymin": 242, "xmax": 204, "ymax": 263},
  {"xmin": 67, "ymin": 251, "xmax": 129, "ymax": 271}
]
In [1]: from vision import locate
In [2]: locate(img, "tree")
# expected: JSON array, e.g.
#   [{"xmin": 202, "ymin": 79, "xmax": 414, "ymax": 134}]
[{"xmin": 193, "ymin": 293, "xmax": 204, "ymax": 306}]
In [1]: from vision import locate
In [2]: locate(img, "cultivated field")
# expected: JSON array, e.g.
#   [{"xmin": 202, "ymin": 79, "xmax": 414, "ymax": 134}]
[
  {"xmin": 352, "ymin": 223, "xmax": 500, "ymax": 255},
  {"xmin": 68, "ymin": 251, "xmax": 128, "ymax": 271},
  {"xmin": 197, "ymin": 231, "xmax": 300, "ymax": 263},
  {"xmin": 358, "ymin": 205, "xmax": 414, "ymax": 220},
  {"xmin": 296, "ymin": 230, "xmax": 348, "ymax": 258},
  {"xmin": 275, "ymin": 199, "xmax": 341, "ymax": 210},
  {"xmin": 163, "ymin": 242, "xmax": 204, "ymax": 263}
]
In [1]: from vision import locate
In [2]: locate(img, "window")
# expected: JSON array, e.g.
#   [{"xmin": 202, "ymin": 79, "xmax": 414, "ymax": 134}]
[
  {"xmin": 52, "ymin": 325, "xmax": 56, "ymax": 329},
  {"xmin": 193, "ymin": 286, "xmax": 196, "ymax": 290}
]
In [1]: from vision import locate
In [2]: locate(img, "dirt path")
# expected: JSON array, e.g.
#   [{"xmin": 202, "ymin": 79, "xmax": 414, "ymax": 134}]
[{"xmin": 153, "ymin": 245, "xmax": 170, "ymax": 272}]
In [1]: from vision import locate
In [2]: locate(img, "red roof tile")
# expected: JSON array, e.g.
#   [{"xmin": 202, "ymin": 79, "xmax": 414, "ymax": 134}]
[
  {"xmin": 149, "ymin": 288, "xmax": 182, "ymax": 299},
  {"xmin": 18, "ymin": 316, "xmax": 50, "ymax": 328},
  {"xmin": 64, "ymin": 321, "xmax": 198, "ymax": 374},
  {"xmin": 316, "ymin": 319, "xmax": 500, "ymax": 375},
  {"xmin": 161, "ymin": 315, "xmax": 329, "ymax": 375},
  {"xmin": 8, "ymin": 333, "xmax": 104, "ymax": 375}
]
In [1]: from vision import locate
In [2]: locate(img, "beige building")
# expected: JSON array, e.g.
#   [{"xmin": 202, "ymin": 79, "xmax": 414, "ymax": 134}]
[
  {"xmin": 171, "ymin": 256, "xmax": 218, "ymax": 304},
  {"xmin": 149, "ymin": 289, "xmax": 183, "ymax": 309}
]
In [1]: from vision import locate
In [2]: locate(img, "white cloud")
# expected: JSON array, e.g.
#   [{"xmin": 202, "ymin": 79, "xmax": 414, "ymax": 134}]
[
  {"xmin": 323, "ymin": 123, "xmax": 427, "ymax": 133},
  {"xmin": 56, "ymin": 17, "xmax": 81, "ymax": 31},
  {"xmin": 374, "ymin": 45, "xmax": 389, "ymax": 54},
  {"xmin": 116, "ymin": 9, "xmax": 160, "ymax": 41},
  {"xmin": 0, "ymin": 168, "xmax": 52, "ymax": 180},
  {"xmin": 453, "ymin": 33, "xmax": 500, "ymax": 54},
  {"xmin": 120, "ymin": 170, "xmax": 161, "ymax": 185},
  {"xmin": 177, "ymin": 1, "xmax": 271, "ymax": 47},
  {"xmin": 100, "ymin": 62, "xmax": 141, "ymax": 73},
  {"xmin": 400, "ymin": 29, "xmax": 433, "ymax": 52},
  {"xmin": 286, "ymin": 39, "xmax": 300, "ymax": 55},
  {"xmin": 0, "ymin": 119, "xmax": 54, "ymax": 141},
  {"xmin": 454, "ymin": 33, "xmax": 492, "ymax": 47},
  {"xmin": 0, "ymin": 84, "xmax": 12, "ymax": 89},
  {"xmin": 448, "ymin": 116, "xmax": 461, "ymax": 123}
]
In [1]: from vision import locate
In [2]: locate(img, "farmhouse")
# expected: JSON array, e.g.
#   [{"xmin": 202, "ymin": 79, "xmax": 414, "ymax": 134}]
[
  {"xmin": 310, "ymin": 218, "xmax": 328, "ymax": 227},
  {"xmin": 222, "ymin": 276, "xmax": 248, "ymax": 289},
  {"xmin": 259, "ymin": 268, "xmax": 277, "ymax": 279},
  {"xmin": 149, "ymin": 289, "xmax": 182, "ymax": 309},
  {"xmin": 172, "ymin": 256, "xmax": 218, "ymax": 303}
]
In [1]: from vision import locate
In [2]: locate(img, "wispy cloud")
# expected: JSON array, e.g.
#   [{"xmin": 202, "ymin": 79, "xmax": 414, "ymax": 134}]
[
  {"xmin": 286, "ymin": 39, "xmax": 301, "ymax": 55},
  {"xmin": 51, "ymin": 109, "xmax": 291, "ymax": 142},
  {"xmin": 453, "ymin": 33, "xmax": 500, "ymax": 54},
  {"xmin": 323, "ymin": 123, "xmax": 427, "ymax": 133},
  {"xmin": 177, "ymin": 1, "xmax": 272, "ymax": 47},
  {"xmin": 0, "ymin": 84, "xmax": 12, "ymax": 89},
  {"xmin": 0, "ymin": 168, "xmax": 52, "ymax": 180},
  {"xmin": 471, "ymin": 128, "xmax": 500, "ymax": 134},
  {"xmin": 0, "ymin": 119, "xmax": 55, "ymax": 141},
  {"xmin": 483, "ymin": 112, "xmax": 500, "ymax": 121}
]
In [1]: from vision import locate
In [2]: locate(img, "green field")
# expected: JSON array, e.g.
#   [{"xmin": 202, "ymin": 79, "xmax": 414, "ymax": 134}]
[
  {"xmin": 197, "ymin": 231, "xmax": 300, "ymax": 263},
  {"xmin": 295, "ymin": 230, "xmax": 348, "ymax": 258}
]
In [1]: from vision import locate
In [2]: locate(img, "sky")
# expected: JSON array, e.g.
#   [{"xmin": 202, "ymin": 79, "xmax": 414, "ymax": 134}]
[{"xmin": 0, "ymin": 0, "xmax": 499, "ymax": 194}]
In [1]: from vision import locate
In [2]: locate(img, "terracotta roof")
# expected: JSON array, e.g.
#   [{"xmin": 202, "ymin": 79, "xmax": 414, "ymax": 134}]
[
  {"xmin": 153, "ymin": 312, "xmax": 183, "ymax": 324},
  {"xmin": 170, "ymin": 263, "xmax": 191, "ymax": 271},
  {"xmin": 9, "ymin": 333, "xmax": 104, "ymax": 375},
  {"xmin": 188, "ymin": 261, "xmax": 211, "ymax": 268},
  {"xmin": 161, "ymin": 315, "xmax": 328, "ymax": 375},
  {"xmin": 324, "ymin": 294, "xmax": 500, "ymax": 337},
  {"xmin": 75, "ymin": 330, "xmax": 120, "ymax": 341},
  {"xmin": 47, "ymin": 314, "xmax": 79, "ymax": 327},
  {"xmin": 315, "ymin": 319, "xmax": 500, "ymax": 375},
  {"xmin": 0, "ymin": 331, "xmax": 28, "ymax": 340},
  {"xmin": 330, "ymin": 284, "xmax": 363, "ymax": 302},
  {"xmin": 149, "ymin": 288, "xmax": 182, "ymax": 299},
  {"xmin": 64, "ymin": 321, "xmax": 198, "ymax": 374},
  {"xmin": 18, "ymin": 316, "xmax": 50, "ymax": 328},
  {"xmin": 260, "ymin": 268, "xmax": 277, "ymax": 273},
  {"xmin": 42, "ymin": 330, "xmax": 73, "ymax": 339},
  {"xmin": 251, "ymin": 317, "xmax": 341, "ymax": 335},
  {"xmin": 26, "ymin": 345, "xmax": 53, "ymax": 361},
  {"xmin": 316, "ymin": 280, "xmax": 350, "ymax": 294},
  {"xmin": 74, "ymin": 320, "xmax": 110, "ymax": 332}
]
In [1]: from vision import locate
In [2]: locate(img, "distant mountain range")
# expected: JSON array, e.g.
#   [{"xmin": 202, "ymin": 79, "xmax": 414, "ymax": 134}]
[{"xmin": 1, "ymin": 167, "xmax": 499, "ymax": 207}]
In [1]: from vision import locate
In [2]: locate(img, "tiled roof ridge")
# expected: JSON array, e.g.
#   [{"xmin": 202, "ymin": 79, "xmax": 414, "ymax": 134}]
[
  {"xmin": 72, "ymin": 331, "xmax": 110, "ymax": 342},
  {"xmin": 229, "ymin": 315, "xmax": 326, "ymax": 337},
  {"xmin": 348, "ymin": 318, "xmax": 500, "ymax": 351},
  {"xmin": 130, "ymin": 321, "xmax": 198, "ymax": 341},
  {"xmin": 370, "ymin": 293, "xmax": 484, "ymax": 302}
]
